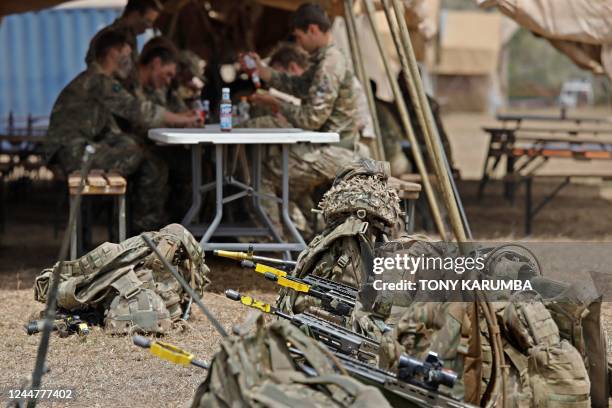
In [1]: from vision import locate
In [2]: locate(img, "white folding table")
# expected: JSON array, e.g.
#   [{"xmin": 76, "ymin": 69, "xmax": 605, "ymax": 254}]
[{"xmin": 148, "ymin": 126, "xmax": 339, "ymax": 256}]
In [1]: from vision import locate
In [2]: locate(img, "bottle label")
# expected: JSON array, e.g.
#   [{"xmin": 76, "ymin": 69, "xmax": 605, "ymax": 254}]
[{"xmin": 220, "ymin": 103, "xmax": 232, "ymax": 130}]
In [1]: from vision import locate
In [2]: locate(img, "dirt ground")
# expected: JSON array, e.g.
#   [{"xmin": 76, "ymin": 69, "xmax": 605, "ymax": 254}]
[{"xmin": 1, "ymin": 108, "xmax": 612, "ymax": 407}]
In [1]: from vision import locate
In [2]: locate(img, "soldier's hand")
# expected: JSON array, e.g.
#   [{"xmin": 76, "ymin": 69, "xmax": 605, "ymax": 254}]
[{"xmin": 165, "ymin": 111, "xmax": 201, "ymax": 128}]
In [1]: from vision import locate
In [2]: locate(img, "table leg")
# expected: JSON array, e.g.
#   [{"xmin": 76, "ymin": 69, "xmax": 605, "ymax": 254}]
[
  {"xmin": 182, "ymin": 145, "xmax": 203, "ymax": 226},
  {"xmin": 118, "ymin": 194, "xmax": 126, "ymax": 241},
  {"xmin": 280, "ymin": 144, "xmax": 305, "ymax": 248},
  {"xmin": 251, "ymin": 144, "xmax": 284, "ymax": 243},
  {"xmin": 201, "ymin": 145, "xmax": 224, "ymax": 244},
  {"xmin": 407, "ymin": 200, "xmax": 416, "ymax": 234},
  {"xmin": 70, "ymin": 196, "xmax": 78, "ymax": 260}
]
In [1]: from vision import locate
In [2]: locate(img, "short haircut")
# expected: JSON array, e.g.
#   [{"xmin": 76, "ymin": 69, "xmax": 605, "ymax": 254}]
[
  {"xmin": 124, "ymin": 0, "xmax": 161, "ymax": 16},
  {"xmin": 139, "ymin": 41, "xmax": 178, "ymax": 66},
  {"xmin": 94, "ymin": 30, "xmax": 130, "ymax": 62},
  {"xmin": 269, "ymin": 43, "xmax": 309, "ymax": 70},
  {"xmin": 291, "ymin": 3, "xmax": 331, "ymax": 33}
]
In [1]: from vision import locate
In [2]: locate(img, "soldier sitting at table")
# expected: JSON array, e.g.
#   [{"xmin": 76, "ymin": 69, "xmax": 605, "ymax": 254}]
[
  {"xmin": 240, "ymin": 4, "xmax": 363, "ymax": 238},
  {"xmin": 45, "ymin": 30, "xmax": 199, "ymax": 232}
]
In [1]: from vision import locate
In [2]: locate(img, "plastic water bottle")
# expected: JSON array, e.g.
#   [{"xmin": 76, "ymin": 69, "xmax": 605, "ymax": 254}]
[
  {"xmin": 220, "ymin": 88, "xmax": 232, "ymax": 132},
  {"xmin": 238, "ymin": 96, "xmax": 250, "ymax": 124},
  {"xmin": 243, "ymin": 55, "xmax": 261, "ymax": 89}
]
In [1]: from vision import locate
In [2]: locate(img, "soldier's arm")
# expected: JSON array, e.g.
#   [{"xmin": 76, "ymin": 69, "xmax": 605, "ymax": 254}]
[
  {"xmin": 95, "ymin": 77, "xmax": 197, "ymax": 128},
  {"xmin": 277, "ymin": 58, "xmax": 342, "ymax": 130},
  {"xmin": 267, "ymin": 66, "xmax": 314, "ymax": 97}
]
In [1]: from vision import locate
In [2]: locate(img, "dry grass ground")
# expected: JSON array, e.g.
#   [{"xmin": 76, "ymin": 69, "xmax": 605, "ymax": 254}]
[{"xmin": 2, "ymin": 107, "xmax": 612, "ymax": 407}]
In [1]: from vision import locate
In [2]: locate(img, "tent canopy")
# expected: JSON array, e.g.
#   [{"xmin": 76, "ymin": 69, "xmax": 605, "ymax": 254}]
[
  {"xmin": 477, "ymin": 0, "xmax": 612, "ymax": 78},
  {"xmin": 0, "ymin": 0, "xmax": 343, "ymax": 17}
]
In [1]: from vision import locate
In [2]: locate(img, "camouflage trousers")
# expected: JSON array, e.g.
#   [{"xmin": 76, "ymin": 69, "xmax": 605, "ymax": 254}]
[{"xmin": 56, "ymin": 133, "xmax": 169, "ymax": 231}]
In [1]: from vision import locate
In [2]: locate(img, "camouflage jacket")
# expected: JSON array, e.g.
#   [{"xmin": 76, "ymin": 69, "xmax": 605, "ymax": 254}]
[
  {"xmin": 45, "ymin": 63, "xmax": 165, "ymax": 161},
  {"xmin": 269, "ymin": 43, "xmax": 357, "ymax": 145},
  {"xmin": 85, "ymin": 18, "xmax": 139, "ymax": 92}
]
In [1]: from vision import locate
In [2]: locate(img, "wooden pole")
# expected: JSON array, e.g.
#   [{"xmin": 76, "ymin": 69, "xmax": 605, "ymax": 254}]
[
  {"xmin": 384, "ymin": 0, "xmax": 468, "ymax": 242},
  {"xmin": 343, "ymin": 0, "xmax": 385, "ymax": 161},
  {"xmin": 362, "ymin": 0, "xmax": 448, "ymax": 240}
]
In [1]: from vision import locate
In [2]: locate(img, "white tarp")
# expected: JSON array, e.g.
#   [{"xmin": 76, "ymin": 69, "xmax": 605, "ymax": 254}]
[{"xmin": 477, "ymin": 0, "xmax": 612, "ymax": 77}]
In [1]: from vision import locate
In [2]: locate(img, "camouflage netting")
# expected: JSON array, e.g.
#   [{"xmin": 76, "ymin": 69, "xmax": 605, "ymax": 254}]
[{"xmin": 318, "ymin": 175, "xmax": 402, "ymax": 228}]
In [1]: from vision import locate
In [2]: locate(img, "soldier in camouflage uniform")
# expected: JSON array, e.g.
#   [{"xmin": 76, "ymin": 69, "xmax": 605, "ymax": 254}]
[
  {"xmin": 165, "ymin": 50, "xmax": 207, "ymax": 113},
  {"xmin": 242, "ymin": 5, "xmax": 363, "ymax": 236},
  {"xmin": 46, "ymin": 30, "xmax": 199, "ymax": 230},
  {"xmin": 246, "ymin": 3, "xmax": 357, "ymax": 147},
  {"xmin": 132, "ymin": 40, "xmax": 181, "ymax": 120},
  {"xmin": 277, "ymin": 159, "xmax": 403, "ymax": 322},
  {"xmin": 85, "ymin": 0, "xmax": 162, "ymax": 92}
]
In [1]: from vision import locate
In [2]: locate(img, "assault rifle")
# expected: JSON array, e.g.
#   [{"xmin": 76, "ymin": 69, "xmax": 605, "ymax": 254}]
[
  {"xmin": 225, "ymin": 289, "xmax": 378, "ymax": 362},
  {"xmin": 239, "ymin": 260, "xmax": 356, "ymax": 318},
  {"xmin": 25, "ymin": 313, "xmax": 92, "ymax": 338},
  {"xmin": 239, "ymin": 260, "xmax": 357, "ymax": 299},
  {"xmin": 331, "ymin": 352, "xmax": 468, "ymax": 407},
  {"xmin": 225, "ymin": 290, "xmax": 465, "ymax": 407},
  {"xmin": 214, "ymin": 249, "xmax": 297, "ymax": 271}
]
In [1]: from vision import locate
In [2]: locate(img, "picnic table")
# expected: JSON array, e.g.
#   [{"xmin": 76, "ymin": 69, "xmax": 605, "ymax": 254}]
[{"xmin": 479, "ymin": 113, "xmax": 612, "ymax": 234}]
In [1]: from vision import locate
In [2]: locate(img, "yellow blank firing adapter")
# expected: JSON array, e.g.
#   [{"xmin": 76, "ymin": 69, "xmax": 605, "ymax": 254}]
[
  {"xmin": 133, "ymin": 335, "xmax": 193, "ymax": 366},
  {"xmin": 263, "ymin": 272, "xmax": 310, "ymax": 293},
  {"xmin": 225, "ymin": 289, "xmax": 271, "ymax": 313},
  {"xmin": 253, "ymin": 263, "xmax": 286, "ymax": 277}
]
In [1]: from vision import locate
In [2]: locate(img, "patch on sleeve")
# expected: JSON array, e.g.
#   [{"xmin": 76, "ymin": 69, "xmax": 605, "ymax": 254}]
[{"xmin": 315, "ymin": 75, "xmax": 333, "ymax": 99}]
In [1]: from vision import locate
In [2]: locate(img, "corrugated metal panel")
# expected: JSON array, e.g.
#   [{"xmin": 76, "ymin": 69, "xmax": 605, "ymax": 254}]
[{"xmin": 0, "ymin": 7, "xmax": 122, "ymax": 130}]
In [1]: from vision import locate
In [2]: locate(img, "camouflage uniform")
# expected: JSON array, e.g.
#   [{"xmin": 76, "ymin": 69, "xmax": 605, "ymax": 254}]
[
  {"xmin": 244, "ymin": 44, "xmax": 363, "ymax": 235},
  {"xmin": 165, "ymin": 50, "xmax": 207, "ymax": 113},
  {"xmin": 268, "ymin": 42, "xmax": 357, "ymax": 145},
  {"xmin": 85, "ymin": 18, "xmax": 140, "ymax": 92},
  {"xmin": 45, "ymin": 63, "xmax": 169, "ymax": 231}
]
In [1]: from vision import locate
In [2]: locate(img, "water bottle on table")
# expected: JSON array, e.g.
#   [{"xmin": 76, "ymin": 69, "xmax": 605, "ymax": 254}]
[{"xmin": 220, "ymin": 87, "xmax": 232, "ymax": 132}]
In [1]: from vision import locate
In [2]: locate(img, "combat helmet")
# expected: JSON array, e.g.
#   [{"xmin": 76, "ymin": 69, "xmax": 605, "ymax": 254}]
[
  {"xmin": 318, "ymin": 159, "xmax": 402, "ymax": 228},
  {"xmin": 104, "ymin": 288, "xmax": 172, "ymax": 335}
]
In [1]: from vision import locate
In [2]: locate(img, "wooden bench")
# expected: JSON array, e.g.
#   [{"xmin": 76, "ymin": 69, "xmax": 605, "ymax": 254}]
[
  {"xmin": 504, "ymin": 173, "xmax": 612, "ymax": 235},
  {"xmin": 68, "ymin": 169, "xmax": 127, "ymax": 259}
]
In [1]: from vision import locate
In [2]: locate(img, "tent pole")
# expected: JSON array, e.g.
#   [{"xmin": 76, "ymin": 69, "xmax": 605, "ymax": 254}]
[
  {"xmin": 344, "ymin": 0, "xmax": 385, "ymax": 161},
  {"xmin": 384, "ymin": 0, "xmax": 469, "ymax": 242},
  {"xmin": 362, "ymin": 0, "xmax": 448, "ymax": 240}
]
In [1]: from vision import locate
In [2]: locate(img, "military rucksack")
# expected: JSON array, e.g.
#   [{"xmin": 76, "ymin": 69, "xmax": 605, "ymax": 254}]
[
  {"xmin": 499, "ymin": 290, "xmax": 591, "ymax": 407},
  {"xmin": 33, "ymin": 224, "xmax": 210, "ymax": 334},
  {"xmin": 191, "ymin": 312, "xmax": 391, "ymax": 408}
]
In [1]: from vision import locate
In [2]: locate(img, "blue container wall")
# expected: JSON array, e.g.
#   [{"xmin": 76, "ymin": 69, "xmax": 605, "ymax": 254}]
[{"xmin": 0, "ymin": 7, "xmax": 122, "ymax": 126}]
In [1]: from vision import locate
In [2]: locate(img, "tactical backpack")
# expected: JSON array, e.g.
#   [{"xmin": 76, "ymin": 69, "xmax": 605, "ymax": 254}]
[
  {"xmin": 191, "ymin": 313, "xmax": 391, "ymax": 408},
  {"xmin": 500, "ymin": 290, "xmax": 591, "ymax": 407},
  {"xmin": 33, "ymin": 224, "xmax": 210, "ymax": 334},
  {"xmin": 276, "ymin": 216, "xmax": 371, "ymax": 318}
]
